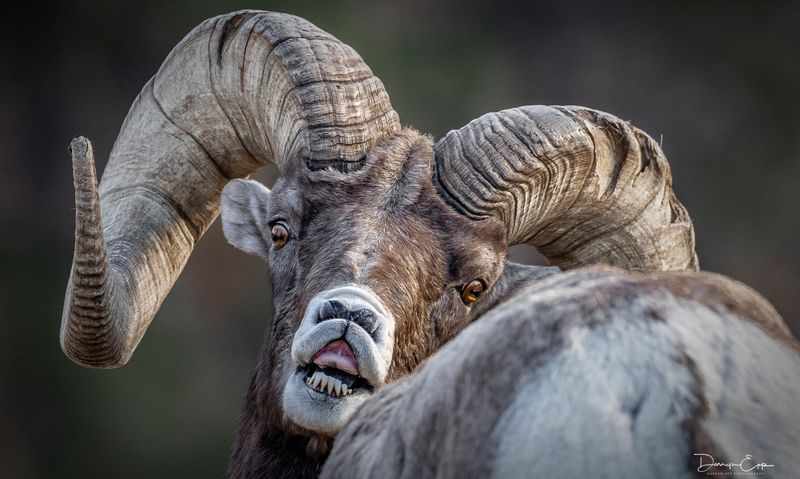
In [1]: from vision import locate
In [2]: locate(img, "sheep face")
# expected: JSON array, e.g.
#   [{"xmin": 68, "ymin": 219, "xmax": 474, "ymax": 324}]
[{"xmin": 221, "ymin": 130, "xmax": 507, "ymax": 435}]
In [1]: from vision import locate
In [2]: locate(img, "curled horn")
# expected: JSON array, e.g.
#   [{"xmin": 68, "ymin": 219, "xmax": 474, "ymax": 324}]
[
  {"xmin": 61, "ymin": 10, "xmax": 400, "ymax": 367},
  {"xmin": 433, "ymin": 105, "xmax": 697, "ymax": 272}
]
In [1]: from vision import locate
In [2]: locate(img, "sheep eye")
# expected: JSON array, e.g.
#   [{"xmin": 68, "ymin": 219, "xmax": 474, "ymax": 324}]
[
  {"xmin": 270, "ymin": 224, "xmax": 290, "ymax": 249},
  {"xmin": 461, "ymin": 279, "xmax": 486, "ymax": 305}
]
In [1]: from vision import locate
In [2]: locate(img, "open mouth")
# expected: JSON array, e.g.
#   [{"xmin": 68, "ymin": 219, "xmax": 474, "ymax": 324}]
[
  {"xmin": 300, "ymin": 339, "xmax": 373, "ymax": 398},
  {"xmin": 284, "ymin": 285, "xmax": 394, "ymax": 433},
  {"xmin": 302, "ymin": 365, "xmax": 373, "ymax": 397}
]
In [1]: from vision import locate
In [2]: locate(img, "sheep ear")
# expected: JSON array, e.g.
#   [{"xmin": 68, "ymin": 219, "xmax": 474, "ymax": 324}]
[{"xmin": 221, "ymin": 179, "xmax": 272, "ymax": 260}]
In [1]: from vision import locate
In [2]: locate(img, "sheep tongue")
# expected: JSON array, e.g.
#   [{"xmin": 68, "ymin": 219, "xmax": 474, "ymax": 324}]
[{"xmin": 312, "ymin": 340, "xmax": 358, "ymax": 376}]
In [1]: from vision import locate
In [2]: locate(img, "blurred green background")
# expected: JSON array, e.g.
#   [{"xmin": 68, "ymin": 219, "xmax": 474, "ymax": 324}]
[{"xmin": 1, "ymin": 0, "xmax": 798, "ymax": 477}]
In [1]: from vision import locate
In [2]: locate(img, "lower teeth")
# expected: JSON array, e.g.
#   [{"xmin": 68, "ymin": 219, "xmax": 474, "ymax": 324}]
[{"xmin": 306, "ymin": 371, "xmax": 352, "ymax": 397}]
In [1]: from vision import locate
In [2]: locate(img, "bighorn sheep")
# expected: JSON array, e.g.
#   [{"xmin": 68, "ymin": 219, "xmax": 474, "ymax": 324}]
[{"xmin": 60, "ymin": 10, "xmax": 798, "ymax": 478}]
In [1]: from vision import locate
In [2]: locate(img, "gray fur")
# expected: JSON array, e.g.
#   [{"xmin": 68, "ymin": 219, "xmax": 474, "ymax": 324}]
[{"xmin": 323, "ymin": 268, "xmax": 800, "ymax": 479}]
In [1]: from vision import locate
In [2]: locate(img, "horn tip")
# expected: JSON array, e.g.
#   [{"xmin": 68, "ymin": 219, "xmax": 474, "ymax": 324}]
[
  {"xmin": 69, "ymin": 136, "xmax": 92, "ymax": 156},
  {"xmin": 69, "ymin": 136, "xmax": 98, "ymax": 191}
]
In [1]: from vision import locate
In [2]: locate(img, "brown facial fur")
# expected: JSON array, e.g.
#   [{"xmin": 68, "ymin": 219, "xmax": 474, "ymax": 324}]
[
  {"xmin": 229, "ymin": 130, "xmax": 507, "ymax": 476},
  {"xmin": 273, "ymin": 130, "xmax": 505, "ymax": 384}
]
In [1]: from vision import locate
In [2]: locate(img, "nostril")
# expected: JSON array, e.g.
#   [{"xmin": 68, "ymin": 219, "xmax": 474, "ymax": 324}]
[
  {"xmin": 317, "ymin": 300, "xmax": 379, "ymax": 334},
  {"xmin": 319, "ymin": 300, "xmax": 349, "ymax": 321},
  {"xmin": 348, "ymin": 309, "xmax": 378, "ymax": 335}
]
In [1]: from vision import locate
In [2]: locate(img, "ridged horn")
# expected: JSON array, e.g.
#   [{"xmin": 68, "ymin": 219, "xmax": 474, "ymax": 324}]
[
  {"xmin": 433, "ymin": 105, "xmax": 697, "ymax": 272},
  {"xmin": 60, "ymin": 10, "xmax": 400, "ymax": 368}
]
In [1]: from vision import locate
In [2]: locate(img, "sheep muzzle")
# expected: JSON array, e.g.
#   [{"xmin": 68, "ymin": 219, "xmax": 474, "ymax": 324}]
[{"xmin": 283, "ymin": 285, "xmax": 395, "ymax": 434}]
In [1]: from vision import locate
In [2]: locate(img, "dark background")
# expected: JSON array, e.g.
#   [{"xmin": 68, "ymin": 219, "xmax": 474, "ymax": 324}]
[{"xmin": 2, "ymin": 1, "xmax": 798, "ymax": 477}]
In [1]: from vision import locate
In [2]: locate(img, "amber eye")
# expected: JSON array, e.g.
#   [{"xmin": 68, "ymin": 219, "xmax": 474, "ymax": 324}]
[
  {"xmin": 461, "ymin": 279, "xmax": 486, "ymax": 305},
  {"xmin": 270, "ymin": 224, "xmax": 290, "ymax": 249}
]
